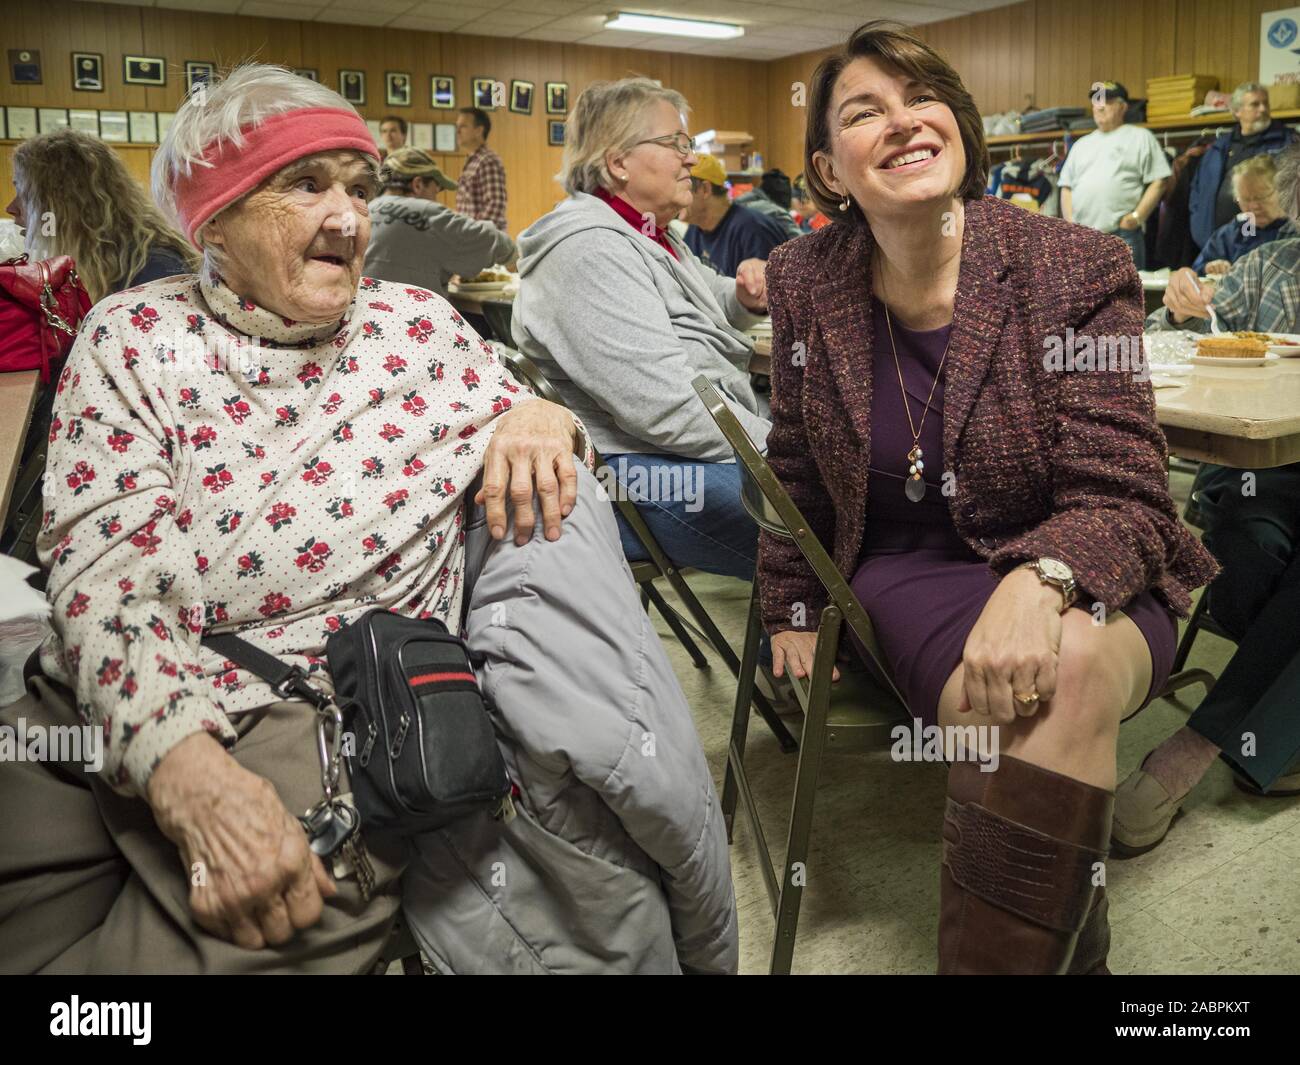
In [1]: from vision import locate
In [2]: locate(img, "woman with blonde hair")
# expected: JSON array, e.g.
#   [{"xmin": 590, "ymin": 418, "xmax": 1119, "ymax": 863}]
[
  {"xmin": 364, "ymin": 146, "xmax": 515, "ymax": 297},
  {"xmin": 511, "ymin": 76, "xmax": 772, "ymax": 580},
  {"xmin": 6, "ymin": 127, "xmax": 196, "ymax": 303}
]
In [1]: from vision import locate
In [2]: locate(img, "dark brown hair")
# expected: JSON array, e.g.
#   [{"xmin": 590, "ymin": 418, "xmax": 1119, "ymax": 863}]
[{"xmin": 804, "ymin": 20, "xmax": 989, "ymax": 226}]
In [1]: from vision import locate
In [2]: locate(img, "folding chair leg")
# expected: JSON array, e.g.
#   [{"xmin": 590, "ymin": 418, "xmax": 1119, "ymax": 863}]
[
  {"xmin": 658, "ymin": 566, "xmax": 797, "ymax": 753},
  {"xmin": 770, "ymin": 608, "xmax": 840, "ymax": 976},
  {"xmin": 642, "ymin": 581, "xmax": 709, "ymax": 669},
  {"xmin": 722, "ymin": 582, "xmax": 765, "ymax": 840},
  {"xmin": 1171, "ymin": 594, "xmax": 1208, "ymax": 673}
]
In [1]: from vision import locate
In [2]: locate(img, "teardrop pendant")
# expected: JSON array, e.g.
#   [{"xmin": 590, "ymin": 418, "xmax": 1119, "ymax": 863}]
[{"xmin": 905, "ymin": 444, "xmax": 925, "ymax": 502}]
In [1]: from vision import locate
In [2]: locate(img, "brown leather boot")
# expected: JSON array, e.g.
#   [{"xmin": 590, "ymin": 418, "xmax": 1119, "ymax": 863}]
[
  {"xmin": 937, "ymin": 755, "xmax": 1115, "ymax": 974},
  {"xmin": 1068, "ymin": 888, "xmax": 1112, "ymax": 975}
]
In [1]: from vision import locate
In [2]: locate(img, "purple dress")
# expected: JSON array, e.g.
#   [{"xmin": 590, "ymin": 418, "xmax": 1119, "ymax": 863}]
[{"xmin": 849, "ymin": 297, "xmax": 1177, "ymax": 726}]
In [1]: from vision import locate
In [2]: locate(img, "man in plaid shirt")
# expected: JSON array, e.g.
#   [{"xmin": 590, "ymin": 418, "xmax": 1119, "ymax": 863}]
[{"xmin": 456, "ymin": 107, "xmax": 508, "ymax": 231}]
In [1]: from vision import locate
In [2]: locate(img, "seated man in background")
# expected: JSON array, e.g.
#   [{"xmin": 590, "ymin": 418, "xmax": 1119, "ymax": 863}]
[
  {"xmin": 1188, "ymin": 81, "xmax": 1298, "ymax": 252},
  {"xmin": 365, "ymin": 146, "xmax": 516, "ymax": 298},
  {"xmin": 1125, "ymin": 141, "xmax": 1300, "ymax": 854},
  {"xmin": 792, "ymin": 172, "xmax": 830, "ymax": 232},
  {"xmin": 683, "ymin": 153, "xmax": 791, "ymax": 277},
  {"xmin": 1192, "ymin": 154, "xmax": 1297, "ymax": 275},
  {"xmin": 735, "ymin": 168, "xmax": 803, "ymax": 241}
]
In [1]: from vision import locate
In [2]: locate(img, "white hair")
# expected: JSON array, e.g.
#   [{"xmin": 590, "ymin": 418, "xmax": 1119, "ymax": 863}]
[
  {"xmin": 558, "ymin": 77, "xmax": 690, "ymax": 196},
  {"xmin": 1231, "ymin": 82, "xmax": 1267, "ymax": 113},
  {"xmin": 151, "ymin": 63, "xmax": 377, "ymax": 273}
]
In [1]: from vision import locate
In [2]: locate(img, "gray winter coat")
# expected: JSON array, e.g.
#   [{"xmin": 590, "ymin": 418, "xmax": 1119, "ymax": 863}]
[
  {"xmin": 511, "ymin": 191, "xmax": 771, "ymax": 462},
  {"xmin": 401, "ymin": 470, "xmax": 739, "ymax": 974}
]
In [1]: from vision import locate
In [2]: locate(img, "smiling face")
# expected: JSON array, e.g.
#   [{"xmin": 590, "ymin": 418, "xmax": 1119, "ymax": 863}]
[
  {"xmin": 608, "ymin": 99, "xmax": 697, "ymax": 226},
  {"xmin": 812, "ymin": 55, "xmax": 965, "ymax": 223},
  {"xmin": 202, "ymin": 149, "xmax": 375, "ymax": 323}
]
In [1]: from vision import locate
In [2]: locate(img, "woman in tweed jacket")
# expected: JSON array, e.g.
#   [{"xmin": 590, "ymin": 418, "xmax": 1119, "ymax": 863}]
[{"xmin": 763, "ymin": 22, "xmax": 1218, "ymax": 974}]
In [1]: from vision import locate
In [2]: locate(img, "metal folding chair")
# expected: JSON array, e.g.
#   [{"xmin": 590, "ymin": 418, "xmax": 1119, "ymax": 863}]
[
  {"xmin": 494, "ymin": 347, "xmax": 796, "ymax": 751},
  {"xmin": 691, "ymin": 375, "xmax": 910, "ymax": 973}
]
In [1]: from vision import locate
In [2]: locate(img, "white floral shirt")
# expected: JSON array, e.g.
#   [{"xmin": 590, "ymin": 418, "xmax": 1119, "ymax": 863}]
[{"xmin": 38, "ymin": 272, "xmax": 550, "ymax": 797}]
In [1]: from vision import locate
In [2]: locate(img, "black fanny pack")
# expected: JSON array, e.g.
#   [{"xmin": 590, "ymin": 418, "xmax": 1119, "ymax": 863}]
[{"xmin": 204, "ymin": 608, "xmax": 510, "ymax": 836}]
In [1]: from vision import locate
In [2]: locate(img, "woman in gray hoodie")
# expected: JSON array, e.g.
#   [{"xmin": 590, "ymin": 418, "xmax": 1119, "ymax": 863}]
[{"xmin": 511, "ymin": 78, "xmax": 775, "ymax": 581}]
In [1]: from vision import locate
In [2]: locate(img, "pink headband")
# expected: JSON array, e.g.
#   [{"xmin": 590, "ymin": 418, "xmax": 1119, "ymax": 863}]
[{"xmin": 173, "ymin": 107, "xmax": 380, "ymax": 244}]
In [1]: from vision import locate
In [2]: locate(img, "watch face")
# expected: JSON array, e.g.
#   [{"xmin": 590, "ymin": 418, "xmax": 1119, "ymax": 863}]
[{"xmin": 1039, "ymin": 557, "xmax": 1073, "ymax": 581}]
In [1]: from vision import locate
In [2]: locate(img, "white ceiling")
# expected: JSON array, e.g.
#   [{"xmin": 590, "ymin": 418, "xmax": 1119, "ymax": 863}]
[{"xmin": 78, "ymin": 0, "xmax": 1011, "ymax": 59}]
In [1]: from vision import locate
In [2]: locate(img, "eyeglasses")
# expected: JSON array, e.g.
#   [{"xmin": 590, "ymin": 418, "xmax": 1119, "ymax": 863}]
[{"xmin": 632, "ymin": 132, "xmax": 695, "ymax": 158}]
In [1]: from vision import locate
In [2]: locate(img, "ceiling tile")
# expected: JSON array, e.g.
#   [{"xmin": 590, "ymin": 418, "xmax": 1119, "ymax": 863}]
[
  {"xmin": 239, "ymin": 0, "xmax": 323, "ymax": 16},
  {"xmin": 516, "ymin": 27, "xmax": 592, "ymax": 41},
  {"xmin": 500, "ymin": 0, "xmax": 589, "ymax": 13},
  {"xmin": 322, "ymin": 0, "xmax": 415, "ymax": 11},
  {"xmin": 313, "ymin": 6, "xmax": 398, "ymax": 24},
  {"xmin": 545, "ymin": 12, "xmax": 608, "ymax": 31},
  {"xmin": 162, "ymin": 0, "xmax": 242, "ymax": 12},
  {"xmin": 472, "ymin": 9, "xmax": 554, "ymax": 28},
  {"xmin": 387, "ymin": 13, "xmax": 472, "ymax": 31}
]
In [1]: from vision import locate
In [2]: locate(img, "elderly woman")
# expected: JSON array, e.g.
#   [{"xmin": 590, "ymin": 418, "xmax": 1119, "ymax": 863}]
[
  {"xmin": 1192, "ymin": 154, "xmax": 1297, "ymax": 276},
  {"xmin": 764, "ymin": 22, "xmax": 1218, "ymax": 974},
  {"xmin": 1122, "ymin": 141, "xmax": 1300, "ymax": 853},
  {"xmin": 511, "ymin": 77, "xmax": 771, "ymax": 581},
  {"xmin": 0, "ymin": 65, "xmax": 735, "ymax": 975},
  {"xmin": 364, "ymin": 146, "xmax": 516, "ymax": 297}
]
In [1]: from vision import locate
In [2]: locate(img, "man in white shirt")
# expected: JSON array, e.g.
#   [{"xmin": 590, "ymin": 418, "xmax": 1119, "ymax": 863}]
[{"xmin": 1059, "ymin": 81, "xmax": 1170, "ymax": 268}]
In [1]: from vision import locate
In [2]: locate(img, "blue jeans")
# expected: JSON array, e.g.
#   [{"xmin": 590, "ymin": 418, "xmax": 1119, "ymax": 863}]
[
  {"xmin": 604, "ymin": 454, "xmax": 758, "ymax": 579},
  {"xmin": 1110, "ymin": 223, "xmax": 1146, "ymax": 270}
]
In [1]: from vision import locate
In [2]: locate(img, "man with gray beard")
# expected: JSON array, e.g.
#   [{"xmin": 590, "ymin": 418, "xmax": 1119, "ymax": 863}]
[{"xmin": 1189, "ymin": 82, "xmax": 1298, "ymax": 249}]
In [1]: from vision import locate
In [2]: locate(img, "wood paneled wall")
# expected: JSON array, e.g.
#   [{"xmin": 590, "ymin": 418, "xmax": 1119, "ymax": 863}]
[
  {"xmin": 1, "ymin": 0, "xmax": 769, "ymax": 235},
  {"xmin": 765, "ymin": 0, "xmax": 1282, "ymax": 179}
]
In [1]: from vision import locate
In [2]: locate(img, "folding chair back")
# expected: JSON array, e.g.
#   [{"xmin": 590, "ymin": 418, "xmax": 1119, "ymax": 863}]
[
  {"xmin": 692, "ymin": 374, "xmax": 906, "ymax": 712},
  {"xmin": 493, "ymin": 348, "xmax": 796, "ymax": 750}
]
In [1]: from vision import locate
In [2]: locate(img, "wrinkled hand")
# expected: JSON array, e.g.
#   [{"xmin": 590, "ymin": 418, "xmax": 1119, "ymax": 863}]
[
  {"xmin": 148, "ymin": 732, "xmax": 336, "ymax": 950},
  {"xmin": 735, "ymin": 258, "xmax": 768, "ymax": 313},
  {"xmin": 959, "ymin": 568, "xmax": 1064, "ymax": 723},
  {"xmin": 771, "ymin": 630, "xmax": 840, "ymax": 682},
  {"xmin": 476, "ymin": 398, "xmax": 578, "ymax": 545},
  {"xmin": 1204, "ymin": 259, "xmax": 1231, "ymax": 277},
  {"xmin": 1164, "ymin": 267, "xmax": 1217, "ymax": 323}
]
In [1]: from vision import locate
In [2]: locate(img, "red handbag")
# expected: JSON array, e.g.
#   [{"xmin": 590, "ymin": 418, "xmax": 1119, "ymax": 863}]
[{"xmin": 0, "ymin": 254, "xmax": 93, "ymax": 383}]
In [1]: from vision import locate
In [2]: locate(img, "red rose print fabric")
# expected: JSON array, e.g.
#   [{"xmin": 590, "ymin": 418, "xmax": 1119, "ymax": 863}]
[{"xmin": 37, "ymin": 272, "xmax": 586, "ymax": 797}]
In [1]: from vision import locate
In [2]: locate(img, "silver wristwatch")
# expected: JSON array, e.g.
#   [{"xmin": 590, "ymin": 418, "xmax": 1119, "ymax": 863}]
[{"xmin": 1021, "ymin": 557, "xmax": 1078, "ymax": 611}]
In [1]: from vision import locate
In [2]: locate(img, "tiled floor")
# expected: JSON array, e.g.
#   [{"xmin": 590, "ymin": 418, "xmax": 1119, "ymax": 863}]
[{"xmin": 647, "ymin": 470, "xmax": 1300, "ymax": 975}]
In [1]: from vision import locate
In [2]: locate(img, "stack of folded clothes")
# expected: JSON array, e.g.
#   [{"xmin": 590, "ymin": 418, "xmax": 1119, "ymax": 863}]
[
  {"xmin": 1146, "ymin": 74, "xmax": 1218, "ymax": 119},
  {"xmin": 1020, "ymin": 107, "xmax": 1087, "ymax": 132}
]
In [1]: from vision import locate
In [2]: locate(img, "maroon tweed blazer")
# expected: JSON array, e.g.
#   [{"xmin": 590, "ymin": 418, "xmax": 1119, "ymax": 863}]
[{"xmin": 760, "ymin": 195, "xmax": 1220, "ymax": 636}]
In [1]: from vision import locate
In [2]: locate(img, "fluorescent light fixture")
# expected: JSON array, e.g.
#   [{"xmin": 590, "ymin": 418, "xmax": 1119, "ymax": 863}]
[{"xmin": 605, "ymin": 11, "xmax": 744, "ymax": 39}]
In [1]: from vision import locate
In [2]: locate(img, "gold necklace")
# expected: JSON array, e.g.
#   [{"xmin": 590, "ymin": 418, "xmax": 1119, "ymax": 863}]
[{"xmin": 878, "ymin": 267, "xmax": 952, "ymax": 503}]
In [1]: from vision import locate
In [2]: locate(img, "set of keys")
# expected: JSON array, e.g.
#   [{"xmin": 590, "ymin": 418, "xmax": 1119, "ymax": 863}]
[{"xmin": 300, "ymin": 694, "xmax": 376, "ymax": 902}]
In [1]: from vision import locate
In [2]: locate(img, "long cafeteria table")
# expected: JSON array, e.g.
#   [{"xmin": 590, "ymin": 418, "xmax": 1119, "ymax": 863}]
[{"xmin": 749, "ymin": 334, "xmax": 1300, "ymax": 470}]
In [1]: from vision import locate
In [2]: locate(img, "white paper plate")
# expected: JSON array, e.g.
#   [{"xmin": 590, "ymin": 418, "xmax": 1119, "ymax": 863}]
[
  {"xmin": 1263, "ymin": 333, "xmax": 1300, "ymax": 355},
  {"xmin": 1190, "ymin": 353, "xmax": 1279, "ymax": 367}
]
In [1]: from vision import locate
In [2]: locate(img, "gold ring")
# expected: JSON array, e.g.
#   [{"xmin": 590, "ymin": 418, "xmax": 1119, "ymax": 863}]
[{"xmin": 1013, "ymin": 690, "xmax": 1040, "ymax": 705}]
